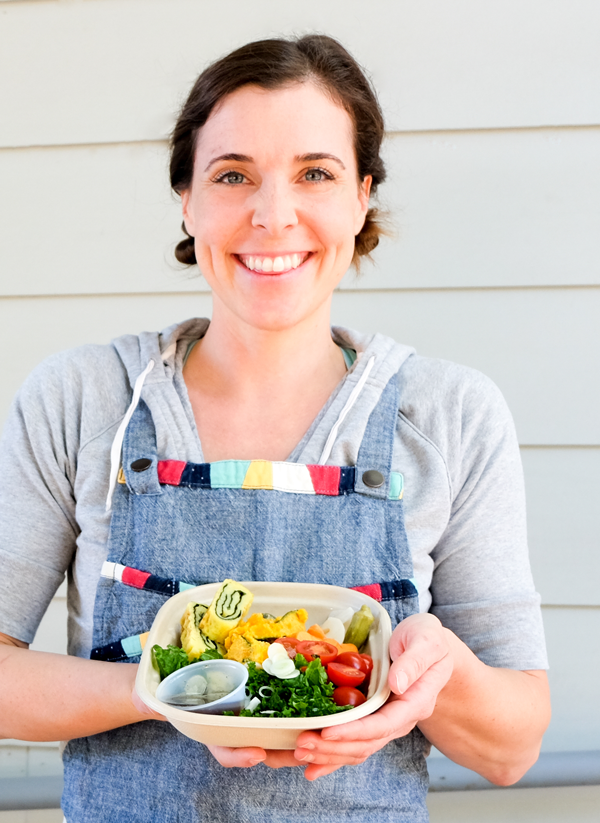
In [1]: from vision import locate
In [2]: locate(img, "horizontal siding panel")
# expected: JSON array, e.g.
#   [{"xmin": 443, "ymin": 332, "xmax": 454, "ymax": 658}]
[
  {"xmin": 428, "ymin": 785, "xmax": 600, "ymax": 823},
  {"xmin": 1, "ymin": 0, "xmax": 600, "ymax": 148},
  {"xmin": 541, "ymin": 606, "xmax": 600, "ymax": 752},
  {"xmin": 3, "ymin": 127, "xmax": 599, "ymax": 297},
  {"xmin": 345, "ymin": 127, "xmax": 600, "ymax": 291},
  {"xmin": 331, "ymin": 288, "xmax": 600, "ymax": 445},
  {"xmin": 29, "ymin": 598, "xmax": 67, "ymax": 656},
  {"xmin": 0, "ymin": 143, "xmax": 198, "ymax": 297},
  {"xmin": 0, "ymin": 292, "xmax": 213, "ymax": 428},
  {"xmin": 522, "ymin": 448, "xmax": 600, "ymax": 607}
]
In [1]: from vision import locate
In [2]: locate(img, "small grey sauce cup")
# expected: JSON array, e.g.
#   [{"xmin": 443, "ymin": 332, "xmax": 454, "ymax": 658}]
[{"xmin": 155, "ymin": 660, "xmax": 249, "ymax": 714}]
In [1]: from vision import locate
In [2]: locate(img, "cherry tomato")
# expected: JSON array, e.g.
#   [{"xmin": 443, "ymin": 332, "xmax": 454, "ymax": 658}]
[
  {"xmin": 296, "ymin": 640, "xmax": 338, "ymax": 666},
  {"xmin": 359, "ymin": 654, "xmax": 374, "ymax": 675},
  {"xmin": 336, "ymin": 652, "xmax": 365, "ymax": 671},
  {"xmin": 336, "ymin": 652, "xmax": 373, "ymax": 684},
  {"xmin": 358, "ymin": 653, "xmax": 374, "ymax": 692},
  {"xmin": 274, "ymin": 637, "xmax": 301, "ymax": 660},
  {"xmin": 332, "ymin": 686, "xmax": 367, "ymax": 707},
  {"xmin": 327, "ymin": 661, "xmax": 366, "ymax": 687}
]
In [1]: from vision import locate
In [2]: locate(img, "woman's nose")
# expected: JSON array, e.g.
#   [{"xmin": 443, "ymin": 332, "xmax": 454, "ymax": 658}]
[{"xmin": 250, "ymin": 180, "xmax": 299, "ymax": 234}]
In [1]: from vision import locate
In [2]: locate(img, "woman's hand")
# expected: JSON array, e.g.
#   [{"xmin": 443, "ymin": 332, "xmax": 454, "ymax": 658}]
[
  {"xmin": 294, "ymin": 613, "xmax": 453, "ymax": 779},
  {"xmin": 205, "ymin": 613, "xmax": 453, "ymax": 779}
]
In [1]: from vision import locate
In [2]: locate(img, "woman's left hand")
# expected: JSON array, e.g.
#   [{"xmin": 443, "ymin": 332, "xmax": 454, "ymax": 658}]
[
  {"xmin": 293, "ymin": 613, "xmax": 453, "ymax": 780},
  {"xmin": 207, "ymin": 614, "xmax": 453, "ymax": 779}
]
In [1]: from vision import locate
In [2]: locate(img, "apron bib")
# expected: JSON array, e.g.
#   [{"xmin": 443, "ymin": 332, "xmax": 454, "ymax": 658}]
[{"xmin": 62, "ymin": 374, "xmax": 429, "ymax": 823}]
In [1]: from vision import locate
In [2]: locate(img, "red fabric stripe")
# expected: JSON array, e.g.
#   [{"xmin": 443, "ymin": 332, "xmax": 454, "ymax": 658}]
[
  {"xmin": 121, "ymin": 567, "xmax": 152, "ymax": 589},
  {"xmin": 306, "ymin": 465, "xmax": 341, "ymax": 496},
  {"xmin": 157, "ymin": 460, "xmax": 186, "ymax": 486},
  {"xmin": 350, "ymin": 583, "xmax": 382, "ymax": 602}
]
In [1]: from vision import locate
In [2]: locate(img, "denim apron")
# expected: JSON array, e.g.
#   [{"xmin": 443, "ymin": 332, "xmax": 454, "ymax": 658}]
[{"xmin": 62, "ymin": 371, "xmax": 429, "ymax": 822}]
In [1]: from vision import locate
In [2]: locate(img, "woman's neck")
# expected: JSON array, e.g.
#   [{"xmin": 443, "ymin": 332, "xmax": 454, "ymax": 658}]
[{"xmin": 182, "ymin": 299, "xmax": 347, "ymax": 461}]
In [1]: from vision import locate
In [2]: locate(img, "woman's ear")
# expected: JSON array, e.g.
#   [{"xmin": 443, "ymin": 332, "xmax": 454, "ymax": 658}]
[
  {"xmin": 181, "ymin": 189, "xmax": 195, "ymax": 237},
  {"xmin": 354, "ymin": 175, "xmax": 373, "ymax": 233}
]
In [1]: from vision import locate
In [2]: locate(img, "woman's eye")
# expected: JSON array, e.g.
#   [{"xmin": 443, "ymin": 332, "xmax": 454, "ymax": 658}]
[
  {"xmin": 304, "ymin": 168, "xmax": 333, "ymax": 183},
  {"xmin": 216, "ymin": 171, "xmax": 246, "ymax": 185}
]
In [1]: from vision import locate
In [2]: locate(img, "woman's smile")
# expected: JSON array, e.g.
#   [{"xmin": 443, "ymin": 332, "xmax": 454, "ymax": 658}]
[{"xmin": 235, "ymin": 252, "xmax": 312, "ymax": 274}]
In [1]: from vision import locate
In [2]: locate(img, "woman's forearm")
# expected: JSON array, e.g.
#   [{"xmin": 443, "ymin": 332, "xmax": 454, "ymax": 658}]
[
  {"xmin": 418, "ymin": 628, "xmax": 551, "ymax": 785},
  {"xmin": 0, "ymin": 638, "xmax": 156, "ymax": 741}
]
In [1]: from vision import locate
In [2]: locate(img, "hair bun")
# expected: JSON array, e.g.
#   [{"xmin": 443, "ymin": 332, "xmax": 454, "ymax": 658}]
[
  {"xmin": 354, "ymin": 209, "xmax": 381, "ymax": 260},
  {"xmin": 174, "ymin": 222, "xmax": 197, "ymax": 265}
]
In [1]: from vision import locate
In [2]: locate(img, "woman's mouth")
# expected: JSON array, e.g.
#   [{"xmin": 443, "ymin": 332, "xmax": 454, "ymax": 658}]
[{"xmin": 236, "ymin": 252, "xmax": 311, "ymax": 273}]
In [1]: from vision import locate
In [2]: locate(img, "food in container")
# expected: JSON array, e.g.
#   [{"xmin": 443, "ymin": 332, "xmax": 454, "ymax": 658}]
[{"xmin": 136, "ymin": 581, "xmax": 391, "ymax": 749}]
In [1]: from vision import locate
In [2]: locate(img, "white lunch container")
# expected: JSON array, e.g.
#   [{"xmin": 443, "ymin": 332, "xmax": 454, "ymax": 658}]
[{"xmin": 135, "ymin": 581, "xmax": 392, "ymax": 749}]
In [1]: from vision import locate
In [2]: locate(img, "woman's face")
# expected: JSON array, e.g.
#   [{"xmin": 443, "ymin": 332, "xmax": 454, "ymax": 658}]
[{"xmin": 181, "ymin": 82, "xmax": 371, "ymax": 333}]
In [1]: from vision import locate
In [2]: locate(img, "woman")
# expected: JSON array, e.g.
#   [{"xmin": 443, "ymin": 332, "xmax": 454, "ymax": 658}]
[{"xmin": 0, "ymin": 36, "xmax": 550, "ymax": 822}]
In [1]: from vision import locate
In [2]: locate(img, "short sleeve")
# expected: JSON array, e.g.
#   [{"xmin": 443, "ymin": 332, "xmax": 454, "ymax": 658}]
[
  {"xmin": 0, "ymin": 355, "xmax": 80, "ymax": 643},
  {"xmin": 428, "ymin": 371, "xmax": 548, "ymax": 670}
]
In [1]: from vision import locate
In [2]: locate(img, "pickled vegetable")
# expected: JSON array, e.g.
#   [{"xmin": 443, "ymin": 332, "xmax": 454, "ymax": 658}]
[{"xmin": 343, "ymin": 605, "xmax": 374, "ymax": 650}]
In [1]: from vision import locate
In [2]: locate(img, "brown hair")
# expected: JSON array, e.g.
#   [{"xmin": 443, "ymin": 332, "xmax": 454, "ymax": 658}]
[{"xmin": 170, "ymin": 35, "xmax": 386, "ymax": 267}]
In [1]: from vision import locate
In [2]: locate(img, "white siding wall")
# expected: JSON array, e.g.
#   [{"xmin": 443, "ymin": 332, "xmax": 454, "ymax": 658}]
[{"xmin": 1, "ymin": 2, "xmax": 598, "ymax": 820}]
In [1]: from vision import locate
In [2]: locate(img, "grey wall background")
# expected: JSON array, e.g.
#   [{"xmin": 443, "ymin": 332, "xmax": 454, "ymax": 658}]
[{"xmin": 1, "ymin": 1, "xmax": 598, "ymax": 821}]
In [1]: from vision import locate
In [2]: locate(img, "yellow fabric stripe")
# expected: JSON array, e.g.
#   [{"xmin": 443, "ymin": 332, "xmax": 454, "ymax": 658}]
[
  {"xmin": 138, "ymin": 632, "xmax": 150, "ymax": 650},
  {"xmin": 117, "ymin": 467, "xmax": 126, "ymax": 484},
  {"xmin": 242, "ymin": 460, "xmax": 274, "ymax": 490}
]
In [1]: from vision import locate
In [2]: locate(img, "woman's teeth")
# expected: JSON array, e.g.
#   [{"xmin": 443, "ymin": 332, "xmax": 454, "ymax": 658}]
[{"xmin": 239, "ymin": 253, "xmax": 306, "ymax": 273}]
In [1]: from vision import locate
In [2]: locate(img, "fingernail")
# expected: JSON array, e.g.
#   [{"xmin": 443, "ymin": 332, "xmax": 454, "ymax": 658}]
[
  {"xmin": 249, "ymin": 758, "xmax": 265, "ymax": 766},
  {"xmin": 299, "ymin": 752, "xmax": 314, "ymax": 762},
  {"xmin": 323, "ymin": 733, "xmax": 339, "ymax": 741},
  {"xmin": 301, "ymin": 742, "xmax": 315, "ymax": 750},
  {"xmin": 395, "ymin": 671, "xmax": 408, "ymax": 694}
]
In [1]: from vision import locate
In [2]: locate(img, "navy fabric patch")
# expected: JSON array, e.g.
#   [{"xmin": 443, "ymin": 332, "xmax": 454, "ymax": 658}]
[
  {"xmin": 145, "ymin": 575, "xmax": 179, "ymax": 596},
  {"xmin": 180, "ymin": 462, "xmax": 211, "ymax": 488},
  {"xmin": 380, "ymin": 579, "xmax": 418, "ymax": 601},
  {"xmin": 339, "ymin": 467, "xmax": 355, "ymax": 495},
  {"xmin": 91, "ymin": 640, "xmax": 126, "ymax": 662}
]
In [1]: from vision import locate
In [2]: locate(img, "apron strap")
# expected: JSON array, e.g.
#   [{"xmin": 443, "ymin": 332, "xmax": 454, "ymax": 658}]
[{"xmin": 354, "ymin": 372, "xmax": 401, "ymax": 500}]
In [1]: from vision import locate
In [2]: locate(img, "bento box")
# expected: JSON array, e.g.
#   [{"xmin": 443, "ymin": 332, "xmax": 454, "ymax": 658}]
[{"xmin": 135, "ymin": 581, "xmax": 392, "ymax": 750}]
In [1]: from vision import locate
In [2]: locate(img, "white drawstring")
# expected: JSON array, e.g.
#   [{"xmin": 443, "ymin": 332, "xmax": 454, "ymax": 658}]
[
  {"xmin": 318, "ymin": 355, "xmax": 376, "ymax": 465},
  {"xmin": 105, "ymin": 359, "xmax": 155, "ymax": 512},
  {"xmin": 161, "ymin": 342, "xmax": 177, "ymax": 362}
]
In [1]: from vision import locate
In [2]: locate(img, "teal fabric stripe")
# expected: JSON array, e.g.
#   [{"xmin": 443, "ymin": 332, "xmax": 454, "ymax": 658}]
[
  {"xmin": 179, "ymin": 582, "xmax": 195, "ymax": 591},
  {"xmin": 121, "ymin": 634, "xmax": 143, "ymax": 658},
  {"xmin": 341, "ymin": 347, "xmax": 357, "ymax": 369},
  {"xmin": 210, "ymin": 460, "xmax": 251, "ymax": 488},
  {"xmin": 389, "ymin": 472, "xmax": 404, "ymax": 500}
]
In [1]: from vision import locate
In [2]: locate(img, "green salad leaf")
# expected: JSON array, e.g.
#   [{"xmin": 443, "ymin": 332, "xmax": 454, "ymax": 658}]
[
  {"xmin": 151, "ymin": 644, "xmax": 190, "ymax": 680},
  {"xmin": 151, "ymin": 644, "xmax": 224, "ymax": 681},
  {"xmin": 239, "ymin": 657, "xmax": 351, "ymax": 718}
]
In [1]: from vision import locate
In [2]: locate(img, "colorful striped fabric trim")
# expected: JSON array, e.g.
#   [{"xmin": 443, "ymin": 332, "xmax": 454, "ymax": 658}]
[
  {"xmin": 91, "ymin": 631, "xmax": 150, "ymax": 662},
  {"xmin": 121, "ymin": 459, "xmax": 404, "ymax": 500},
  {"xmin": 351, "ymin": 579, "xmax": 418, "ymax": 602},
  {"xmin": 156, "ymin": 459, "xmax": 355, "ymax": 496},
  {"xmin": 101, "ymin": 561, "xmax": 196, "ymax": 597},
  {"xmin": 100, "ymin": 562, "xmax": 414, "ymax": 600},
  {"xmin": 91, "ymin": 576, "xmax": 419, "ymax": 661}
]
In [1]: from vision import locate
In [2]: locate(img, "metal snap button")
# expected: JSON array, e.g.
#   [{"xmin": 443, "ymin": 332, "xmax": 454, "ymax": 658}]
[
  {"xmin": 362, "ymin": 469, "xmax": 385, "ymax": 488},
  {"xmin": 130, "ymin": 458, "xmax": 152, "ymax": 473}
]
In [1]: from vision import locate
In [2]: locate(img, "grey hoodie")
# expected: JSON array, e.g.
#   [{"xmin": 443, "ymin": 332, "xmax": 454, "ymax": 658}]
[{"xmin": 0, "ymin": 319, "xmax": 547, "ymax": 670}]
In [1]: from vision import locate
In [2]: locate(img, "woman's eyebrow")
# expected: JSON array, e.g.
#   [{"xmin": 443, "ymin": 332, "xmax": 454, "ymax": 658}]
[
  {"xmin": 296, "ymin": 153, "xmax": 346, "ymax": 169},
  {"xmin": 204, "ymin": 153, "xmax": 253, "ymax": 172}
]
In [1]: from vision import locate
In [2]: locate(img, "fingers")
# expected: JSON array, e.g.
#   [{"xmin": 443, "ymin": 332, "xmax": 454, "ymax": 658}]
[
  {"xmin": 206, "ymin": 745, "xmax": 300, "ymax": 770},
  {"xmin": 131, "ymin": 687, "xmax": 166, "ymax": 721},
  {"xmin": 206, "ymin": 744, "xmax": 267, "ymax": 768},
  {"xmin": 388, "ymin": 614, "xmax": 452, "ymax": 695}
]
